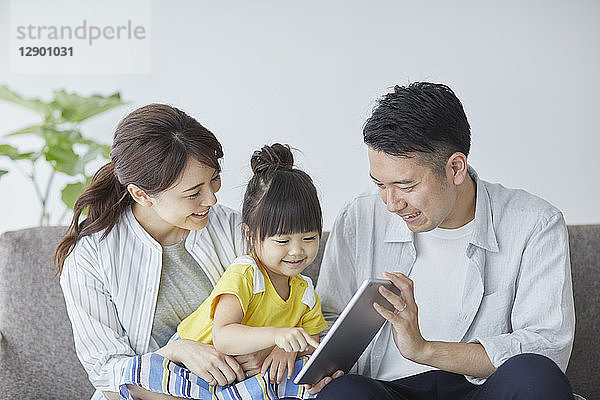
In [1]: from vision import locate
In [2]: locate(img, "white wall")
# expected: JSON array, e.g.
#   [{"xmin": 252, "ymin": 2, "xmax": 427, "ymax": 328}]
[{"xmin": 1, "ymin": 0, "xmax": 599, "ymax": 234}]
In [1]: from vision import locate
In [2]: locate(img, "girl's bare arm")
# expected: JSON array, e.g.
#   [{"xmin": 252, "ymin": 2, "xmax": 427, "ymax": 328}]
[{"xmin": 212, "ymin": 294, "xmax": 318, "ymax": 355}]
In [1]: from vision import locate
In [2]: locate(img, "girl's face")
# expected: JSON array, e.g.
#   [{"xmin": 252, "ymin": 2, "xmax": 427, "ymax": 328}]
[
  {"xmin": 131, "ymin": 158, "xmax": 221, "ymax": 244},
  {"xmin": 254, "ymin": 231, "xmax": 320, "ymax": 281}
]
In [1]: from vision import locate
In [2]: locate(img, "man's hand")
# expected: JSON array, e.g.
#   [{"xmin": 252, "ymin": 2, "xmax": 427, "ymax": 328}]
[
  {"xmin": 373, "ymin": 271, "xmax": 428, "ymax": 362},
  {"xmin": 303, "ymin": 370, "xmax": 344, "ymax": 395},
  {"xmin": 260, "ymin": 346, "xmax": 298, "ymax": 384},
  {"xmin": 375, "ymin": 271, "xmax": 496, "ymax": 378},
  {"xmin": 234, "ymin": 347, "xmax": 273, "ymax": 379},
  {"xmin": 156, "ymin": 339, "xmax": 245, "ymax": 386}
]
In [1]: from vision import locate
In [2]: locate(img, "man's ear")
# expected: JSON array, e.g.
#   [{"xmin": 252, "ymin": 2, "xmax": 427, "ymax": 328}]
[
  {"xmin": 127, "ymin": 184, "xmax": 154, "ymax": 207},
  {"xmin": 447, "ymin": 152, "xmax": 468, "ymax": 186}
]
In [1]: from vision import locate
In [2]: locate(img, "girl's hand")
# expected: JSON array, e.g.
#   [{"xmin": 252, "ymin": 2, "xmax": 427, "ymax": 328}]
[
  {"xmin": 156, "ymin": 338, "xmax": 245, "ymax": 386},
  {"xmin": 273, "ymin": 327, "xmax": 319, "ymax": 353},
  {"xmin": 260, "ymin": 346, "xmax": 297, "ymax": 384}
]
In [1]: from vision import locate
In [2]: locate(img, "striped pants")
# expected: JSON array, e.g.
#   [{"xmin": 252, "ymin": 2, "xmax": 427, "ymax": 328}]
[{"xmin": 120, "ymin": 352, "xmax": 316, "ymax": 400}]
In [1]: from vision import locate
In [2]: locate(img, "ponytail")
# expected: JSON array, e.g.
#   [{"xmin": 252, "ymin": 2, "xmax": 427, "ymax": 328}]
[{"xmin": 54, "ymin": 161, "xmax": 131, "ymax": 276}]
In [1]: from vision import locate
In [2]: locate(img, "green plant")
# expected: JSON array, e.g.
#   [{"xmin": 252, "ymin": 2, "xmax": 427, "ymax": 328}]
[{"xmin": 0, "ymin": 85, "xmax": 126, "ymax": 225}]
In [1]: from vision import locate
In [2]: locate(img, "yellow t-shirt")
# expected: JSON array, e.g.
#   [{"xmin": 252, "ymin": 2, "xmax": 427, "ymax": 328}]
[{"xmin": 177, "ymin": 255, "xmax": 328, "ymax": 344}]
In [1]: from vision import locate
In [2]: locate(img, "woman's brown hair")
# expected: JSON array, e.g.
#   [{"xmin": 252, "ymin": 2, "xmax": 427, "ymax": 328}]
[{"xmin": 54, "ymin": 104, "xmax": 223, "ymax": 275}]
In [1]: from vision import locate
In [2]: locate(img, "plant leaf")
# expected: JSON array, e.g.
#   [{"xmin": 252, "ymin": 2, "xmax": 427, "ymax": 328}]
[
  {"xmin": 0, "ymin": 85, "xmax": 53, "ymax": 118},
  {"xmin": 0, "ymin": 143, "xmax": 22, "ymax": 158},
  {"xmin": 0, "ymin": 169, "xmax": 8, "ymax": 178},
  {"xmin": 42, "ymin": 132, "xmax": 80, "ymax": 176},
  {"xmin": 5, "ymin": 125, "xmax": 83, "ymax": 143},
  {"xmin": 61, "ymin": 181, "xmax": 87, "ymax": 210},
  {"xmin": 52, "ymin": 90, "xmax": 126, "ymax": 122},
  {"xmin": 1, "ymin": 86, "xmax": 122, "ymax": 215},
  {"xmin": 4, "ymin": 124, "xmax": 45, "ymax": 137},
  {"xmin": 74, "ymin": 142, "xmax": 105, "ymax": 173},
  {"xmin": 55, "ymin": 128, "xmax": 84, "ymax": 142},
  {"xmin": 101, "ymin": 144, "xmax": 111, "ymax": 159},
  {"xmin": 0, "ymin": 143, "xmax": 38, "ymax": 161},
  {"xmin": 41, "ymin": 128, "xmax": 110, "ymax": 176}
]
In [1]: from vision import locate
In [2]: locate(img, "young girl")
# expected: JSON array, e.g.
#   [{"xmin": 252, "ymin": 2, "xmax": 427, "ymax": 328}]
[{"xmin": 121, "ymin": 144, "xmax": 327, "ymax": 400}]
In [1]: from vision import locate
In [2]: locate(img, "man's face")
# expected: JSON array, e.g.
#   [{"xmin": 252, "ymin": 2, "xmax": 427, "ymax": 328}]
[{"xmin": 368, "ymin": 148, "xmax": 461, "ymax": 232}]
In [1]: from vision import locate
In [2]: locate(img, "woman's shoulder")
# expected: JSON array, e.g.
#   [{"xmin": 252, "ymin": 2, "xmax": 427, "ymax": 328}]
[
  {"xmin": 61, "ymin": 229, "xmax": 109, "ymax": 283},
  {"xmin": 203, "ymin": 205, "xmax": 245, "ymax": 254},
  {"xmin": 205, "ymin": 204, "xmax": 242, "ymax": 232},
  {"xmin": 84, "ymin": 207, "xmax": 156, "ymax": 249},
  {"xmin": 64, "ymin": 209, "xmax": 156, "ymax": 272}
]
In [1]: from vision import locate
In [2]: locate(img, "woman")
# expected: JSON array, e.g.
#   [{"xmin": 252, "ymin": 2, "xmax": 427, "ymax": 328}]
[{"xmin": 55, "ymin": 104, "xmax": 264, "ymax": 400}]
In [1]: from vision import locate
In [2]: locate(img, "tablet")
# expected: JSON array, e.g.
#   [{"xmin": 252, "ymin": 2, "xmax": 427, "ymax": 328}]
[{"xmin": 294, "ymin": 278, "xmax": 402, "ymax": 385}]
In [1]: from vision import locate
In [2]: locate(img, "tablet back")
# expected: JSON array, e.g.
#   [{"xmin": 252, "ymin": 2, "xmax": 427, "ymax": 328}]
[{"xmin": 295, "ymin": 279, "xmax": 401, "ymax": 384}]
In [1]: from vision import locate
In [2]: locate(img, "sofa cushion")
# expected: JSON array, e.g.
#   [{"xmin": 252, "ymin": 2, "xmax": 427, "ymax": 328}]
[
  {"xmin": 566, "ymin": 225, "xmax": 600, "ymax": 400},
  {"xmin": 0, "ymin": 225, "xmax": 597, "ymax": 399},
  {"xmin": 0, "ymin": 227, "xmax": 95, "ymax": 399}
]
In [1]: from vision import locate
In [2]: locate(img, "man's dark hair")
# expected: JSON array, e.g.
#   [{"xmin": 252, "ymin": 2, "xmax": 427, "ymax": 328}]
[{"xmin": 363, "ymin": 82, "xmax": 471, "ymax": 175}]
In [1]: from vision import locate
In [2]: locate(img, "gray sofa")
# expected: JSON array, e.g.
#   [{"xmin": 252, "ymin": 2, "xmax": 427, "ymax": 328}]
[{"xmin": 0, "ymin": 225, "xmax": 598, "ymax": 399}]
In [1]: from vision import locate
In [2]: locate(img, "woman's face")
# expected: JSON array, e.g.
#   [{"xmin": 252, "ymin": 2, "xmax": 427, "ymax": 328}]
[{"xmin": 133, "ymin": 158, "xmax": 221, "ymax": 242}]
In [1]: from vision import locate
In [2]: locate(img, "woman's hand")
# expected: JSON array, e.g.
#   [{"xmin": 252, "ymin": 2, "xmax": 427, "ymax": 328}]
[
  {"xmin": 260, "ymin": 346, "xmax": 298, "ymax": 384},
  {"xmin": 273, "ymin": 327, "xmax": 319, "ymax": 353},
  {"xmin": 234, "ymin": 346, "xmax": 273, "ymax": 378},
  {"xmin": 156, "ymin": 338, "xmax": 245, "ymax": 386}
]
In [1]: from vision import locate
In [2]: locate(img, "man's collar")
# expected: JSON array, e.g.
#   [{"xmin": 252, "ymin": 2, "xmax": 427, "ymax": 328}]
[
  {"xmin": 383, "ymin": 211, "xmax": 413, "ymax": 243},
  {"xmin": 468, "ymin": 167, "xmax": 499, "ymax": 252}
]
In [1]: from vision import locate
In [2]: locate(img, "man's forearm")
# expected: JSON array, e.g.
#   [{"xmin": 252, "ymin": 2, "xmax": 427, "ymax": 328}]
[{"xmin": 416, "ymin": 341, "xmax": 496, "ymax": 378}]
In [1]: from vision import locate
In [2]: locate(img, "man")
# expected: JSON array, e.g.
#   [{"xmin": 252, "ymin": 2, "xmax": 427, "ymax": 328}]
[{"xmin": 314, "ymin": 82, "xmax": 575, "ymax": 399}]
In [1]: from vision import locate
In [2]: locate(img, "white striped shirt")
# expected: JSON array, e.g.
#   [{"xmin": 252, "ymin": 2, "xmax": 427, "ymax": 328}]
[{"xmin": 60, "ymin": 204, "xmax": 246, "ymax": 398}]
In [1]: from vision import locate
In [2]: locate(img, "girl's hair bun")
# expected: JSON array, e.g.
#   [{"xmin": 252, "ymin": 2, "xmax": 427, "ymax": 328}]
[{"xmin": 250, "ymin": 143, "xmax": 294, "ymax": 174}]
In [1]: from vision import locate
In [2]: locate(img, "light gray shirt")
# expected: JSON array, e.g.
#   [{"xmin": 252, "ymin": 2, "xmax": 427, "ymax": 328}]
[
  {"xmin": 316, "ymin": 167, "xmax": 575, "ymax": 384},
  {"xmin": 151, "ymin": 240, "xmax": 214, "ymax": 348}
]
